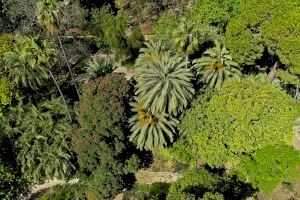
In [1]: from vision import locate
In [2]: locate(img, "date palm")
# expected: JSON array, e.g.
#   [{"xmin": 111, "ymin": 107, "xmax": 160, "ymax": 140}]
[
  {"xmin": 129, "ymin": 99, "xmax": 179, "ymax": 151},
  {"xmin": 192, "ymin": 40, "xmax": 240, "ymax": 90},
  {"xmin": 135, "ymin": 51, "xmax": 195, "ymax": 115},
  {"xmin": 36, "ymin": 0, "xmax": 79, "ymax": 97}
]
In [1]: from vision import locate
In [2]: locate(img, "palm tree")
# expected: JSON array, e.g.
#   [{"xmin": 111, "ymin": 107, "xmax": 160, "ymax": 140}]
[
  {"xmin": 135, "ymin": 51, "xmax": 195, "ymax": 115},
  {"xmin": 17, "ymin": 98, "xmax": 75, "ymax": 183},
  {"xmin": 4, "ymin": 35, "xmax": 53, "ymax": 89},
  {"xmin": 173, "ymin": 21, "xmax": 200, "ymax": 57},
  {"xmin": 192, "ymin": 40, "xmax": 240, "ymax": 90},
  {"xmin": 36, "ymin": 0, "xmax": 63, "ymax": 35},
  {"xmin": 129, "ymin": 99, "xmax": 179, "ymax": 151},
  {"xmin": 85, "ymin": 57, "xmax": 115, "ymax": 80},
  {"xmin": 36, "ymin": 0, "xmax": 79, "ymax": 97},
  {"xmin": 3, "ymin": 35, "xmax": 72, "ymax": 121},
  {"xmin": 135, "ymin": 40, "xmax": 165, "ymax": 67}
]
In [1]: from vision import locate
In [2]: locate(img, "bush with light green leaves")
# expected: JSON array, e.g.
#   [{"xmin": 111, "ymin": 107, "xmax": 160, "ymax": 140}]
[
  {"xmin": 236, "ymin": 145, "xmax": 300, "ymax": 194},
  {"xmin": 180, "ymin": 78, "xmax": 297, "ymax": 167}
]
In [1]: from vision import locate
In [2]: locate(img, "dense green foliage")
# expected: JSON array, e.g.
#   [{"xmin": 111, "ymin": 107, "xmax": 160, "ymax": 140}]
[
  {"xmin": 0, "ymin": 165, "xmax": 28, "ymax": 200},
  {"xmin": 16, "ymin": 98, "xmax": 74, "ymax": 183},
  {"xmin": 74, "ymin": 74, "xmax": 139, "ymax": 198},
  {"xmin": 236, "ymin": 145, "xmax": 300, "ymax": 194},
  {"xmin": 124, "ymin": 183, "xmax": 170, "ymax": 200},
  {"xmin": 0, "ymin": 33, "xmax": 14, "ymax": 64},
  {"xmin": 166, "ymin": 168, "xmax": 253, "ymax": 200},
  {"xmin": 0, "ymin": 0, "xmax": 299, "ymax": 199},
  {"xmin": 36, "ymin": 0, "xmax": 63, "ymax": 35},
  {"xmin": 38, "ymin": 183, "xmax": 86, "ymax": 200},
  {"xmin": 180, "ymin": 78, "xmax": 296, "ymax": 167},
  {"xmin": 226, "ymin": 0, "xmax": 300, "ymax": 68},
  {"xmin": 91, "ymin": 6, "xmax": 144, "ymax": 60},
  {"xmin": 0, "ymin": 78, "xmax": 15, "ymax": 118}
]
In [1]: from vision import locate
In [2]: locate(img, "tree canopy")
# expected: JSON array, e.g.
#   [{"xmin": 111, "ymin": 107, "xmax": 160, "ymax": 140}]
[
  {"xmin": 1, "ymin": 0, "xmax": 300, "ymax": 198},
  {"xmin": 236, "ymin": 145, "xmax": 300, "ymax": 194},
  {"xmin": 226, "ymin": 0, "xmax": 300, "ymax": 69},
  {"xmin": 180, "ymin": 78, "xmax": 297, "ymax": 167}
]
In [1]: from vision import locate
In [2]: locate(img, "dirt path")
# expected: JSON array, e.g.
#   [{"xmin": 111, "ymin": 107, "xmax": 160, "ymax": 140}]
[
  {"xmin": 135, "ymin": 170, "xmax": 183, "ymax": 184},
  {"xmin": 30, "ymin": 170, "xmax": 181, "ymax": 199},
  {"xmin": 29, "ymin": 178, "xmax": 79, "ymax": 199}
]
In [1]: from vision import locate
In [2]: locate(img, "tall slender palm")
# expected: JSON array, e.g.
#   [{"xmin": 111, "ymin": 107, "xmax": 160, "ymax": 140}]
[
  {"xmin": 192, "ymin": 40, "xmax": 240, "ymax": 90},
  {"xmin": 3, "ymin": 35, "xmax": 72, "ymax": 121},
  {"xmin": 129, "ymin": 99, "xmax": 179, "ymax": 151},
  {"xmin": 36, "ymin": 0, "xmax": 79, "ymax": 97},
  {"xmin": 135, "ymin": 51, "xmax": 195, "ymax": 115}
]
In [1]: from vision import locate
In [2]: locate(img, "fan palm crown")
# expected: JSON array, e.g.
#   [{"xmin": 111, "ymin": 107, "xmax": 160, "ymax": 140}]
[
  {"xmin": 36, "ymin": 0, "xmax": 63, "ymax": 35},
  {"xmin": 135, "ymin": 51, "xmax": 195, "ymax": 115},
  {"xmin": 192, "ymin": 40, "xmax": 240, "ymax": 90},
  {"xmin": 3, "ymin": 35, "xmax": 56, "ymax": 89}
]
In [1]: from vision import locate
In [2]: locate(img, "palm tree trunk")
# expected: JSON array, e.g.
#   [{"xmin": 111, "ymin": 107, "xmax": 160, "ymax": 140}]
[
  {"xmin": 49, "ymin": 70, "xmax": 72, "ymax": 122},
  {"xmin": 267, "ymin": 61, "xmax": 278, "ymax": 83},
  {"xmin": 185, "ymin": 53, "xmax": 188, "ymax": 68},
  {"xmin": 296, "ymin": 83, "xmax": 299, "ymax": 99},
  {"xmin": 57, "ymin": 35, "xmax": 80, "ymax": 98}
]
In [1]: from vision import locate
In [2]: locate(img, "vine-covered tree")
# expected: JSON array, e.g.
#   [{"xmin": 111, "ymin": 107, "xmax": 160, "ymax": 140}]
[
  {"xmin": 74, "ymin": 74, "xmax": 139, "ymax": 198},
  {"xmin": 192, "ymin": 40, "xmax": 240, "ymax": 89}
]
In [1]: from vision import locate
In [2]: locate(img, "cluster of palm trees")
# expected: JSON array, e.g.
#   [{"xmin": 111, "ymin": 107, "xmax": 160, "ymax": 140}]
[
  {"xmin": 2, "ymin": 0, "xmax": 79, "ymax": 121},
  {"xmin": 130, "ymin": 39, "xmax": 240, "ymax": 151},
  {"xmin": 1, "ymin": 0, "xmax": 242, "ymax": 176},
  {"xmin": 0, "ymin": 0, "xmax": 77, "ymax": 183}
]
